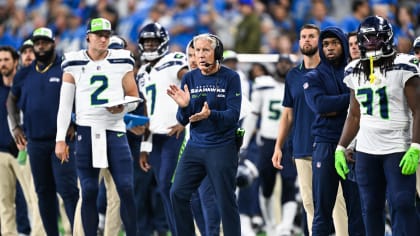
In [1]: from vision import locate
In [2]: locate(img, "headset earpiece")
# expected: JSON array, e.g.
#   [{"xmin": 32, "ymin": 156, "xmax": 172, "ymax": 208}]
[{"xmin": 209, "ymin": 34, "xmax": 224, "ymax": 62}]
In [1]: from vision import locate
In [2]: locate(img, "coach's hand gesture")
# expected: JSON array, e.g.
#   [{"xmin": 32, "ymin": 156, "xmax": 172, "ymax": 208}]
[{"xmin": 167, "ymin": 84, "xmax": 190, "ymax": 108}]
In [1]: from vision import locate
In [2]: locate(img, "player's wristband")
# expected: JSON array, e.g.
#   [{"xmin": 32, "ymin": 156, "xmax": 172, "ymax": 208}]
[
  {"xmin": 140, "ymin": 142, "xmax": 153, "ymax": 153},
  {"xmin": 336, "ymin": 144, "xmax": 346, "ymax": 152},
  {"xmin": 410, "ymin": 143, "xmax": 420, "ymax": 151}
]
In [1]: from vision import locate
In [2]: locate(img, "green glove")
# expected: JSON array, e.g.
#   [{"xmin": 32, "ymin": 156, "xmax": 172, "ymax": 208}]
[
  {"xmin": 335, "ymin": 147, "xmax": 349, "ymax": 180},
  {"xmin": 399, "ymin": 145, "xmax": 420, "ymax": 175}
]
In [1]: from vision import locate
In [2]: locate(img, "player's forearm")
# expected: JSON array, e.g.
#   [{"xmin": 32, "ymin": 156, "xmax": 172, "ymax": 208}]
[
  {"xmin": 6, "ymin": 92, "xmax": 21, "ymax": 131},
  {"xmin": 405, "ymin": 76, "xmax": 420, "ymax": 143},
  {"xmin": 275, "ymin": 113, "xmax": 292, "ymax": 150}
]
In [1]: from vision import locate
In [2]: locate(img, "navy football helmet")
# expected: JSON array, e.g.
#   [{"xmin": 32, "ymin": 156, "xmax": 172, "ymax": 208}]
[
  {"xmin": 413, "ymin": 36, "xmax": 420, "ymax": 49},
  {"xmin": 236, "ymin": 159, "xmax": 259, "ymax": 188},
  {"xmin": 108, "ymin": 35, "xmax": 127, "ymax": 49},
  {"xmin": 357, "ymin": 16, "xmax": 395, "ymax": 60},
  {"xmin": 138, "ymin": 23, "xmax": 169, "ymax": 61}
]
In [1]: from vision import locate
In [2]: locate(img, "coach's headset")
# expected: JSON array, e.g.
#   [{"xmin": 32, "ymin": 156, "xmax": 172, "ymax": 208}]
[{"xmin": 193, "ymin": 33, "xmax": 224, "ymax": 66}]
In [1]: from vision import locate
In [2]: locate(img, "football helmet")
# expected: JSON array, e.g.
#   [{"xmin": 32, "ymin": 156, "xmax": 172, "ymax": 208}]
[
  {"xmin": 357, "ymin": 16, "xmax": 395, "ymax": 60},
  {"xmin": 413, "ymin": 36, "xmax": 420, "ymax": 49},
  {"xmin": 108, "ymin": 35, "xmax": 127, "ymax": 49},
  {"xmin": 138, "ymin": 23, "xmax": 169, "ymax": 61},
  {"xmin": 236, "ymin": 159, "xmax": 259, "ymax": 188}
]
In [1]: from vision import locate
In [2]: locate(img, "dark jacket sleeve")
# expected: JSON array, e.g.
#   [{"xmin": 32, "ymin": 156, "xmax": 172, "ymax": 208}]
[{"xmin": 304, "ymin": 69, "xmax": 349, "ymax": 114}]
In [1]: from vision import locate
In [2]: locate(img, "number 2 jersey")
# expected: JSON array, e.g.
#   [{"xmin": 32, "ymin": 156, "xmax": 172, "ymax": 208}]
[
  {"xmin": 137, "ymin": 52, "xmax": 187, "ymax": 134},
  {"xmin": 61, "ymin": 49, "xmax": 134, "ymax": 132},
  {"xmin": 343, "ymin": 54, "xmax": 420, "ymax": 154}
]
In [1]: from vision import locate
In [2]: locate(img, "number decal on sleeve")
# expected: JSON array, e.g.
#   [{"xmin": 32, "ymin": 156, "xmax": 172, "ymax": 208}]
[
  {"xmin": 357, "ymin": 87, "xmax": 389, "ymax": 119},
  {"xmin": 268, "ymin": 100, "xmax": 282, "ymax": 120},
  {"xmin": 146, "ymin": 84, "xmax": 156, "ymax": 115},
  {"xmin": 91, "ymin": 75, "xmax": 109, "ymax": 105}
]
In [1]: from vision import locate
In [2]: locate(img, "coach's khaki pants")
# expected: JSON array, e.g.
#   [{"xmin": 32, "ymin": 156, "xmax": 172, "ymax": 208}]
[
  {"xmin": 73, "ymin": 168, "xmax": 122, "ymax": 235},
  {"xmin": 0, "ymin": 152, "xmax": 45, "ymax": 236},
  {"xmin": 295, "ymin": 157, "xmax": 348, "ymax": 236}
]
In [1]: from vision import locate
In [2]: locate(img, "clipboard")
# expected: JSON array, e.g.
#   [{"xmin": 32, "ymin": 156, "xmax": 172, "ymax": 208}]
[{"xmin": 97, "ymin": 96, "xmax": 143, "ymax": 108}]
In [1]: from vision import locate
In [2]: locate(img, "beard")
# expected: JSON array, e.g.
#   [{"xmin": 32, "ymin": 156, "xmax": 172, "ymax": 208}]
[
  {"xmin": 276, "ymin": 70, "xmax": 288, "ymax": 79},
  {"xmin": 34, "ymin": 46, "xmax": 55, "ymax": 64},
  {"xmin": 300, "ymin": 46, "xmax": 318, "ymax": 56},
  {"xmin": 1, "ymin": 68, "xmax": 13, "ymax": 77}
]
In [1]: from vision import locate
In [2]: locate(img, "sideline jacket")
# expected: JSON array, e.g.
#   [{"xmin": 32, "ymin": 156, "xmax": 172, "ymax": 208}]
[
  {"xmin": 303, "ymin": 27, "xmax": 350, "ymax": 143},
  {"xmin": 11, "ymin": 56, "xmax": 62, "ymax": 140},
  {"xmin": 0, "ymin": 77, "xmax": 14, "ymax": 153}
]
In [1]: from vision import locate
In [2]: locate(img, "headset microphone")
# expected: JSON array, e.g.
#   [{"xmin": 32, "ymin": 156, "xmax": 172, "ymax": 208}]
[{"xmin": 204, "ymin": 62, "xmax": 213, "ymax": 67}]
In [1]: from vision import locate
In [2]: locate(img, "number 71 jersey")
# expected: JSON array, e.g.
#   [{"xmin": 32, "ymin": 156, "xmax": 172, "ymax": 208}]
[
  {"xmin": 343, "ymin": 54, "xmax": 420, "ymax": 154},
  {"xmin": 61, "ymin": 49, "xmax": 134, "ymax": 131}
]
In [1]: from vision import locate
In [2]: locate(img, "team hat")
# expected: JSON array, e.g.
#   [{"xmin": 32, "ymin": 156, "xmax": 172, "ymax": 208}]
[
  {"xmin": 87, "ymin": 18, "xmax": 112, "ymax": 34},
  {"xmin": 19, "ymin": 39, "xmax": 34, "ymax": 53},
  {"xmin": 413, "ymin": 36, "xmax": 420, "ymax": 49},
  {"xmin": 31, "ymin": 27, "xmax": 55, "ymax": 42}
]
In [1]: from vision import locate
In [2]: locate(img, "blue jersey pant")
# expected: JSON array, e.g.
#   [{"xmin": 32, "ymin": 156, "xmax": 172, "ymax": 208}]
[
  {"xmin": 170, "ymin": 143, "xmax": 240, "ymax": 236},
  {"xmin": 356, "ymin": 151, "xmax": 419, "ymax": 236},
  {"xmin": 311, "ymin": 142, "xmax": 365, "ymax": 236},
  {"xmin": 96, "ymin": 179, "xmax": 106, "ymax": 215},
  {"xmin": 75, "ymin": 126, "xmax": 136, "ymax": 236},
  {"xmin": 27, "ymin": 139, "xmax": 79, "ymax": 236},
  {"xmin": 127, "ymin": 132, "xmax": 168, "ymax": 235},
  {"xmin": 258, "ymin": 137, "xmax": 297, "ymax": 202},
  {"xmin": 238, "ymin": 136, "xmax": 261, "ymax": 216},
  {"xmin": 191, "ymin": 176, "xmax": 221, "ymax": 236},
  {"xmin": 149, "ymin": 133, "xmax": 184, "ymax": 234}
]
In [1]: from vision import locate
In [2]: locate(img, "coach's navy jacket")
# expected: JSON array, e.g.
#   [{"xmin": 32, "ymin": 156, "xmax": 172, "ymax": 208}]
[{"xmin": 303, "ymin": 26, "xmax": 350, "ymax": 143}]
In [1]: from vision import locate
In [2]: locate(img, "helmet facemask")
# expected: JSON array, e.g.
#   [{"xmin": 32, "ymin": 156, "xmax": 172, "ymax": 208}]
[
  {"xmin": 357, "ymin": 16, "xmax": 395, "ymax": 61},
  {"xmin": 137, "ymin": 23, "xmax": 169, "ymax": 61}
]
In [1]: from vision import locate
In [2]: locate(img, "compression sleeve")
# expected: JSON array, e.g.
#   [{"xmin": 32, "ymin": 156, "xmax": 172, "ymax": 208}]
[{"xmin": 56, "ymin": 82, "xmax": 75, "ymax": 141}]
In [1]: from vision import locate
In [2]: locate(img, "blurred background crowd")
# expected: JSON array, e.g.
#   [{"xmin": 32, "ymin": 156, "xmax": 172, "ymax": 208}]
[{"xmin": 1, "ymin": 0, "xmax": 420, "ymax": 60}]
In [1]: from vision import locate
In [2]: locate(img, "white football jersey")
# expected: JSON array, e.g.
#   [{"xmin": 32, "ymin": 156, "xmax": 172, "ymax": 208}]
[
  {"xmin": 250, "ymin": 75, "xmax": 285, "ymax": 140},
  {"xmin": 137, "ymin": 52, "xmax": 187, "ymax": 134},
  {"xmin": 62, "ymin": 49, "xmax": 134, "ymax": 132},
  {"xmin": 344, "ymin": 54, "xmax": 420, "ymax": 154}
]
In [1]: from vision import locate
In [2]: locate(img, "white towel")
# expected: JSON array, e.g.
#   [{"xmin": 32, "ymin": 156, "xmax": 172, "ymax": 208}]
[{"xmin": 91, "ymin": 126, "xmax": 108, "ymax": 168}]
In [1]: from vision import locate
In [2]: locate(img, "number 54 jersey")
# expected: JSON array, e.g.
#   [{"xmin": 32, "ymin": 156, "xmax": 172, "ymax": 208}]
[
  {"xmin": 343, "ymin": 54, "xmax": 420, "ymax": 155},
  {"xmin": 61, "ymin": 49, "xmax": 134, "ymax": 132},
  {"xmin": 137, "ymin": 52, "xmax": 187, "ymax": 134}
]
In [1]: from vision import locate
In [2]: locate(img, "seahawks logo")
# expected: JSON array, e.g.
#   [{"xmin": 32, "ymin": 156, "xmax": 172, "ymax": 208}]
[
  {"xmin": 174, "ymin": 53, "xmax": 184, "ymax": 59},
  {"xmin": 409, "ymin": 58, "xmax": 419, "ymax": 66}
]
